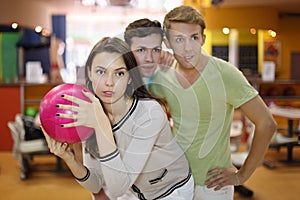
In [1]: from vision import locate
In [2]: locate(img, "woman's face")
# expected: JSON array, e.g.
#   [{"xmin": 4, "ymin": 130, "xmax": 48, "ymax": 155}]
[{"xmin": 88, "ymin": 52, "xmax": 130, "ymax": 105}]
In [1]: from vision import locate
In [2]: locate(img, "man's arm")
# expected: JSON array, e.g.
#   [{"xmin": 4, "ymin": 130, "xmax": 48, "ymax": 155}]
[
  {"xmin": 238, "ymin": 95, "xmax": 277, "ymax": 182},
  {"xmin": 206, "ymin": 95, "xmax": 277, "ymax": 190}
]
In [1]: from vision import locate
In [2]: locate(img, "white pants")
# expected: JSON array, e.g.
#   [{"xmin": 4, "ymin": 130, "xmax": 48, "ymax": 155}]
[
  {"xmin": 193, "ymin": 185, "xmax": 234, "ymax": 200},
  {"xmin": 161, "ymin": 175, "xmax": 194, "ymax": 200},
  {"xmin": 101, "ymin": 175, "xmax": 194, "ymax": 200},
  {"xmin": 94, "ymin": 189, "xmax": 138, "ymax": 200}
]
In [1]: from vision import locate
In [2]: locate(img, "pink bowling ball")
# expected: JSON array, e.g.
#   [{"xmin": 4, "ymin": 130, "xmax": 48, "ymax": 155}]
[{"xmin": 40, "ymin": 83, "xmax": 94, "ymax": 144}]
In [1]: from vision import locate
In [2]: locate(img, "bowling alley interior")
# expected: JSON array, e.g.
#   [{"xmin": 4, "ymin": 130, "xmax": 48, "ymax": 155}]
[{"xmin": 1, "ymin": 0, "xmax": 300, "ymax": 199}]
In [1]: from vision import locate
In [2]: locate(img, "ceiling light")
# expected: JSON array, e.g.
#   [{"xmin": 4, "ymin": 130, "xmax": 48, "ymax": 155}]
[
  {"xmin": 222, "ymin": 27, "xmax": 230, "ymax": 35},
  {"xmin": 11, "ymin": 23, "xmax": 18, "ymax": 29}
]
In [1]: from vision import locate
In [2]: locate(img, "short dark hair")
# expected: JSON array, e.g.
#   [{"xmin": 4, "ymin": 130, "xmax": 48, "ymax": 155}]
[{"xmin": 124, "ymin": 18, "xmax": 163, "ymax": 47}]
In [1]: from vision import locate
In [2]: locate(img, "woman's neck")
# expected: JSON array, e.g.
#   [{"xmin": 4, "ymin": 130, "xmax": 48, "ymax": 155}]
[{"xmin": 103, "ymin": 97, "xmax": 133, "ymax": 125}]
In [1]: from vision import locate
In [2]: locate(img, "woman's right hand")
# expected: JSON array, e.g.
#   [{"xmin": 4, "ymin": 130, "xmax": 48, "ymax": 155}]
[
  {"xmin": 41, "ymin": 126, "xmax": 75, "ymax": 163},
  {"xmin": 41, "ymin": 126, "xmax": 91, "ymax": 181}
]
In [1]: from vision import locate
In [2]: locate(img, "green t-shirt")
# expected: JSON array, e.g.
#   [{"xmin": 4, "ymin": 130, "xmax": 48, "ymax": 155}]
[{"xmin": 151, "ymin": 56, "xmax": 258, "ymax": 185}]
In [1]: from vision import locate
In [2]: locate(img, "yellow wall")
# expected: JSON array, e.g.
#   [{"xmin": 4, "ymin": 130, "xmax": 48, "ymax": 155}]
[
  {"xmin": 203, "ymin": 30, "xmax": 212, "ymax": 55},
  {"xmin": 238, "ymin": 30, "xmax": 257, "ymax": 45},
  {"xmin": 209, "ymin": 29, "xmax": 257, "ymax": 46},
  {"xmin": 257, "ymin": 30, "xmax": 265, "ymax": 75},
  {"xmin": 211, "ymin": 30, "xmax": 229, "ymax": 46}
]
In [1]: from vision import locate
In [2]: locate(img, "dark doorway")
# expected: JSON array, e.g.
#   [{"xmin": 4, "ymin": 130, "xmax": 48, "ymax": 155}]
[{"xmin": 291, "ymin": 52, "xmax": 300, "ymax": 80}]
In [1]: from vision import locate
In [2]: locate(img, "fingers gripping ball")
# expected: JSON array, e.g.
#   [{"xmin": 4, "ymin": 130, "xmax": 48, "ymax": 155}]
[{"xmin": 40, "ymin": 83, "xmax": 94, "ymax": 144}]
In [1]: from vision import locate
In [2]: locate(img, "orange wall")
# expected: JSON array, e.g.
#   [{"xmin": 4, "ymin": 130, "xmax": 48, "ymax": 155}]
[
  {"xmin": 184, "ymin": 1, "xmax": 278, "ymax": 29},
  {"xmin": 0, "ymin": 86, "xmax": 21, "ymax": 151},
  {"xmin": 277, "ymin": 17, "xmax": 300, "ymax": 79},
  {"xmin": 204, "ymin": 6, "xmax": 278, "ymax": 30}
]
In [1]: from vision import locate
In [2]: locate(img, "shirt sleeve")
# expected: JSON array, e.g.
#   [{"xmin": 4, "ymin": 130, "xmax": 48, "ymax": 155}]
[
  {"xmin": 222, "ymin": 63, "xmax": 258, "ymax": 108},
  {"xmin": 76, "ymin": 142, "xmax": 105, "ymax": 194}
]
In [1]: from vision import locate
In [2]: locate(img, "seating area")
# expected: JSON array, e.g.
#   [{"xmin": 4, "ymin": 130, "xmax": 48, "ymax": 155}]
[
  {"xmin": 230, "ymin": 109, "xmax": 300, "ymax": 167},
  {"xmin": 7, "ymin": 114, "xmax": 62, "ymax": 180},
  {"xmin": 230, "ymin": 108, "xmax": 300, "ymax": 198}
]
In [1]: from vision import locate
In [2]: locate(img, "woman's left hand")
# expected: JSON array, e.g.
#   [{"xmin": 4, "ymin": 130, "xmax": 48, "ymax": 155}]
[{"xmin": 205, "ymin": 167, "xmax": 242, "ymax": 191}]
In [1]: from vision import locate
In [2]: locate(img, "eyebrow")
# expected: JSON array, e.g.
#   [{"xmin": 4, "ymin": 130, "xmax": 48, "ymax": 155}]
[
  {"xmin": 135, "ymin": 45, "xmax": 162, "ymax": 49},
  {"xmin": 115, "ymin": 67, "xmax": 128, "ymax": 71},
  {"xmin": 173, "ymin": 32, "xmax": 199, "ymax": 37},
  {"xmin": 95, "ymin": 66, "xmax": 127, "ymax": 71}
]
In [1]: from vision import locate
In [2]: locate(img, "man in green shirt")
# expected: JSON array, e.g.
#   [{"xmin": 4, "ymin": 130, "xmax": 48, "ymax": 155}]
[{"xmin": 151, "ymin": 5, "xmax": 277, "ymax": 200}]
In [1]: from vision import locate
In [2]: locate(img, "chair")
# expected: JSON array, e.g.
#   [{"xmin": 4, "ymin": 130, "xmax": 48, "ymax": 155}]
[
  {"xmin": 230, "ymin": 120, "xmax": 244, "ymax": 152},
  {"xmin": 268, "ymin": 102, "xmax": 300, "ymax": 163},
  {"xmin": 8, "ymin": 114, "xmax": 55, "ymax": 180},
  {"xmin": 265, "ymin": 130, "xmax": 299, "ymax": 165}
]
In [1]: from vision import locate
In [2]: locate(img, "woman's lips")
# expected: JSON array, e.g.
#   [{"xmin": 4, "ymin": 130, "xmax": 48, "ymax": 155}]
[{"xmin": 103, "ymin": 91, "xmax": 114, "ymax": 97}]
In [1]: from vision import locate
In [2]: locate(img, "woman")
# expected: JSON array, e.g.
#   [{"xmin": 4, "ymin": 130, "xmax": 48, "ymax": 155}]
[{"xmin": 42, "ymin": 37, "xmax": 193, "ymax": 200}]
